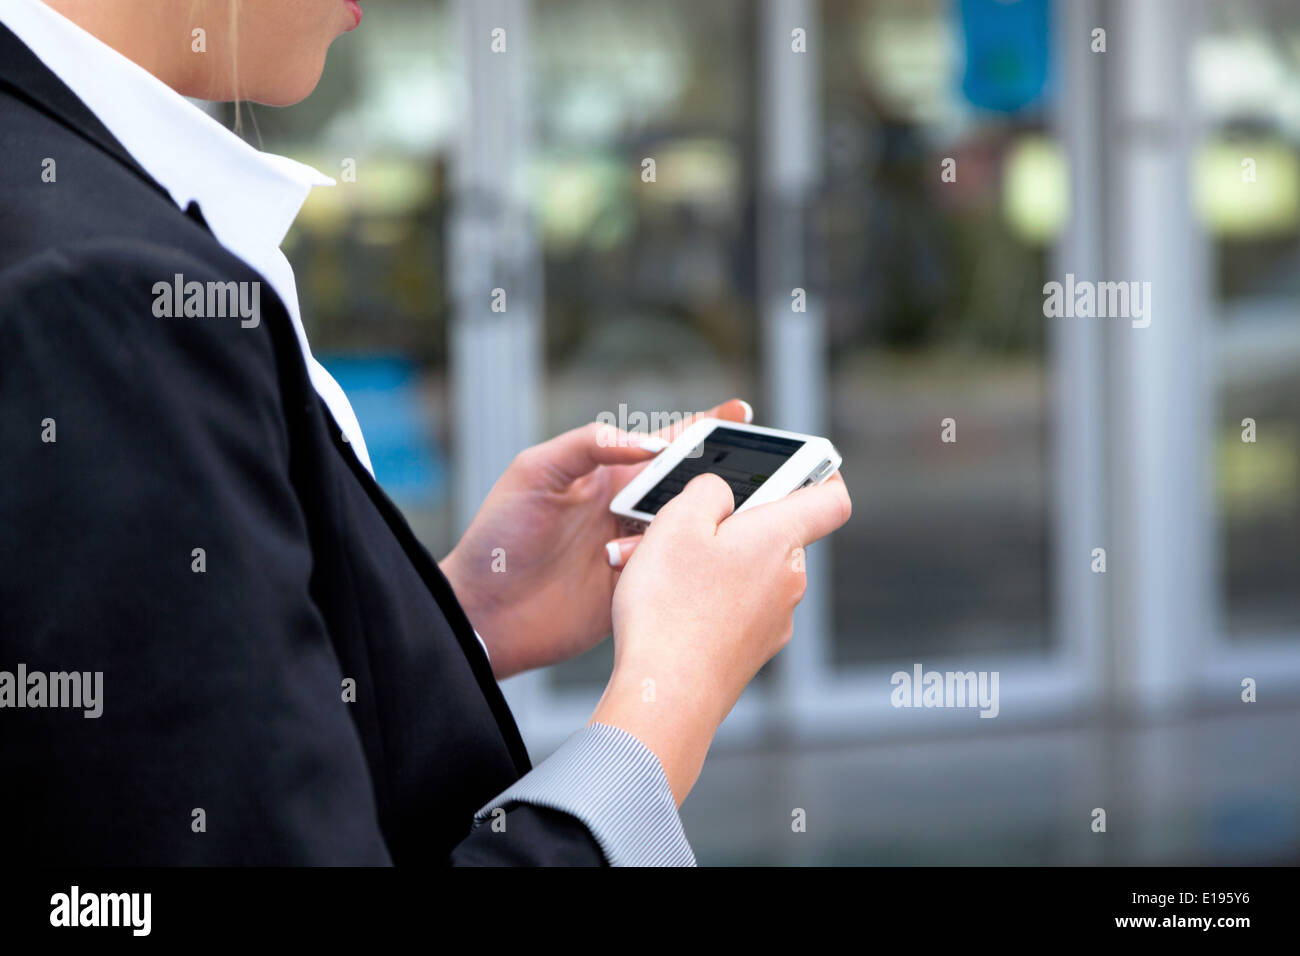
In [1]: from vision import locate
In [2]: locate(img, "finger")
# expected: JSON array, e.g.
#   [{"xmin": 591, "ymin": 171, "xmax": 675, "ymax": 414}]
[
  {"xmin": 531, "ymin": 422, "xmax": 670, "ymax": 488},
  {"xmin": 653, "ymin": 397, "xmax": 753, "ymax": 443},
  {"xmin": 736, "ymin": 471, "xmax": 851, "ymax": 547},
  {"xmin": 662, "ymin": 472, "xmax": 736, "ymax": 529},
  {"xmin": 603, "ymin": 535, "xmax": 641, "ymax": 569},
  {"xmin": 699, "ymin": 397, "xmax": 753, "ymax": 426}
]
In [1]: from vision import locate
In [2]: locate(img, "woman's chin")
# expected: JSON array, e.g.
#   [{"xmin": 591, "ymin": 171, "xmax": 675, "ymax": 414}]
[{"xmin": 239, "ymin": 54, "xmax": 330, "ymax": 108}]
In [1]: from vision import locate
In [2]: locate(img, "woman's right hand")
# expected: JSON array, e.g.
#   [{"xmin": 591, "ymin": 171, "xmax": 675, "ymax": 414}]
[{"xmin": 589, "ymin": 470, "xmax": 852, "ymax": 805}]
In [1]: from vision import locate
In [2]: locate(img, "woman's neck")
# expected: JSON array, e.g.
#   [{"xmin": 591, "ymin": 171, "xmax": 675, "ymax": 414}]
[{"xmin": 41, "ymin": 0, "xmax": 219, "ymax": 98}]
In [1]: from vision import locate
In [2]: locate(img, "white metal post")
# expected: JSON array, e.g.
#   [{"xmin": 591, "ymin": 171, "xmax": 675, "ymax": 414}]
[
  {"xmin": 1103, "ymin": 0, "xmax": 1214, "ymax": 865},
  {"xmin": 759, "ymin": 0, "xmax": 830, "ymax": 737},
  {"xmin": 1052, "ymin": 0, "xmax": 1108, "ymax": 714},
  {"xmin": 1104, "ymin": 0, "xmax": 1213, "ymax": 717},
  {"xmin": 449, "ymin": 0, "xmax": 545, "ymax": 734}
]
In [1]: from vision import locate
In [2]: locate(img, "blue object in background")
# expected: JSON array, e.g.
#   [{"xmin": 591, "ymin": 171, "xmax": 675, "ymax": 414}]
[
  {"xmin": 958, "ymin": 0, "xmax": 1051, "ymax": 113},
  {"xmin": 1207, "ymin": 798, "xmax": 1297, "ymax": 860},
  {"xmin": 319, "ymin": 354, "xmax": 447, "ymax": 504}
]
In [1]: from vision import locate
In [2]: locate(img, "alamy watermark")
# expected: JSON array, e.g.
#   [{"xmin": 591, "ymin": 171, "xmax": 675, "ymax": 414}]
[
  {"xmin": 595, "ymin": 403, "xmax": 702, "ymax": 455},
  {"xmin": 0, "ymin": 664, "xmax": 103, "ymax": 718},
  {"xmin": 890, "ymin": 662, "xmax": 1000, "ymax": 718},
  {"xmin": 596, "ymin": 404, "xmax": 690, "ymax": 440},
  {"xmin": 1043, "ymin": 273, "xmax": 1151, "ymax": 328},
  {"xmin": 50, "ymin": 886, "xmax": 150, "ymax": 936},
  {"xmin": 152, "ymin": 273, "xmax": 260, "ymax": 328}
]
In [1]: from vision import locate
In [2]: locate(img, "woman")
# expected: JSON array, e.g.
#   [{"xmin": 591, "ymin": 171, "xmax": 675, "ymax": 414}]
[{"xmin": 0, "ymin": 0, "xmax": 851, "ymax": 866}]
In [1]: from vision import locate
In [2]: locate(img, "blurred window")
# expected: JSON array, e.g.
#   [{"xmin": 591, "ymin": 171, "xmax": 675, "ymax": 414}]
[
  {"xmin": 1195, "ymin": 0, "xmax": 1300, "ymax": 640},
  {"xmin": 820, "ymin": 0, "xmax": 1055, "ymax": 665},
  {"xmin": 532, "ymin": 0, "xmax": 760, "ymax": 687}
]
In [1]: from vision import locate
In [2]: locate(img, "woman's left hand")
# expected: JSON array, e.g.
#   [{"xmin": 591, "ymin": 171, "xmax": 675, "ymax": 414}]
[{"xmin": 441, "ymin": 398, "xmax": 752, "ymax": 679}]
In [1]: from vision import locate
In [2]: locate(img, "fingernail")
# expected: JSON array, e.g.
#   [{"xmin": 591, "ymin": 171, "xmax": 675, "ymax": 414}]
[
  {"xmin": 605, "ymin": 541, "xmax": 626, "ymax": 567},
  {"xmin": 738, "ymin": 400, "xmax": 754, "ymax": 424},
  {"xmin": 636, "ymin": 436, "xmax": 669, "ymax": 453}
]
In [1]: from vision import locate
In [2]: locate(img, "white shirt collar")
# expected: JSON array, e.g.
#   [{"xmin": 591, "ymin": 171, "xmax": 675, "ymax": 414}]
[{"xmin": 2, "ymin": 0, "xmax": 335, "ymax": 265}]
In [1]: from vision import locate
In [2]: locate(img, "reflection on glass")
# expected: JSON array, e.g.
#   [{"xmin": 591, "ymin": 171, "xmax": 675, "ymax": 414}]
[
  {"xmin": 822, "ymin": 0, "xmax": 1051, "ymax": 665},
  {"xmin": 1196, "ymin": 0, "xmax": 1300, "ymax": 640}
]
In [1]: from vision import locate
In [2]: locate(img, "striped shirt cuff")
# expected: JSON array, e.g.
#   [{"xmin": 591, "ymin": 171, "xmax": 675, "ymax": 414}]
[{"xmin": 472, "ymin": 722, "xmax": 697, "ymax": 867}]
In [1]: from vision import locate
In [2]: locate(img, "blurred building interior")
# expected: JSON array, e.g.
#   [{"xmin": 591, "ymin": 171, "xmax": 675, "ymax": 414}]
[{"xmin": 242, "ymin": 0, "xmax": 1300, "ymax": 864}]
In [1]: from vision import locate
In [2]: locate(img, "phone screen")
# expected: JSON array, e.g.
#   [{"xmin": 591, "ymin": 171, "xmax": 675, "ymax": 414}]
[{"xmin": 632, "ymin": 427, "xmax": 807, "ymax": 515}]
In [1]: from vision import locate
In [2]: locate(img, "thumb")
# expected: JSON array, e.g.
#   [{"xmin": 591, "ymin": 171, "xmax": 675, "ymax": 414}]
[{"xmin": 530, "ymin": 421, "xmax": 670, "ymax": 489}]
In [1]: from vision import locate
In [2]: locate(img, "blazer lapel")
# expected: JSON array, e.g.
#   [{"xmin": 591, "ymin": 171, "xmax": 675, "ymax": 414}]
[
  {"xmin": 325, "ymin": 419, "xmax": 534, "ymax": 777},
  {"xmin": 0, "ymin": 22, "xmax": 173, "ymax": 206}
]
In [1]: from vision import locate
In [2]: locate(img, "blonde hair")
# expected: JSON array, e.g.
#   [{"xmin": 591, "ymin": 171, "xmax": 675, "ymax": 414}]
[
  {"xmin": 188, "ymin": 0, "xmax": 245, "ymax": 130},
  {"xmin": 227, "ymin": 0, "xmax": 243, "ymax": 131}
]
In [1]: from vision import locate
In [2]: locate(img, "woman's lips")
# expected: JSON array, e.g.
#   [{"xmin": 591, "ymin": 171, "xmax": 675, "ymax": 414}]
[{"xmin": 344, "ymin": 0, "xmax": 362, "ymax": 30}]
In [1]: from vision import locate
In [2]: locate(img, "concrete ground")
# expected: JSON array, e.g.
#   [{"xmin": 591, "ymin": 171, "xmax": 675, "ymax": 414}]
[{"xmin": 678, "ymin": 700, "xmax": 1300, "ymax": 866}]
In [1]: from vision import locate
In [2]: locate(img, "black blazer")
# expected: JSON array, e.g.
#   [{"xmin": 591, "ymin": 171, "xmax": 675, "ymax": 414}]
[{"xmin": 0, "ymin": 24, "xmax": 604, "ymax": 865}]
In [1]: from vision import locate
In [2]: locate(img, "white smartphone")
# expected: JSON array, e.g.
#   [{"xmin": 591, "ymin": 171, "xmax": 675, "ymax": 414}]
[{"xmin": 609, "ymin": 418, "xmax": 842, "ymax": 534}]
